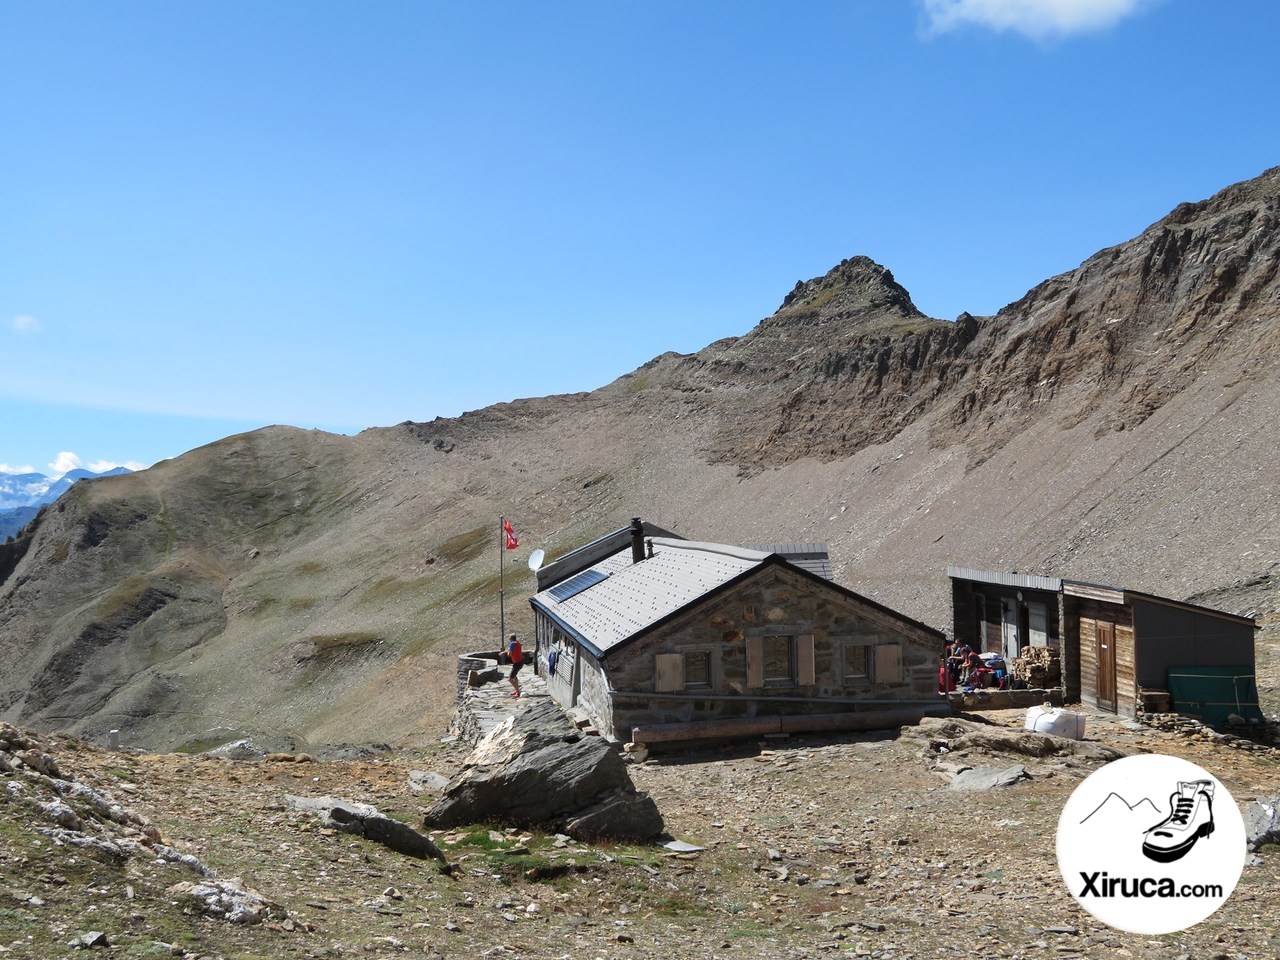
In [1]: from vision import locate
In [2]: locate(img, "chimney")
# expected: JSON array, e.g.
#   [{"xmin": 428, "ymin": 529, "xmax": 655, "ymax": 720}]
[{"xmin": 630, "ymin": 517, "xmax": 644, "ymax": 564}]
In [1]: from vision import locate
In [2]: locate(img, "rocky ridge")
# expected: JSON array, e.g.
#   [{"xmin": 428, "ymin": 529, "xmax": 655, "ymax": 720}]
[{"xmin": 0, "ymin": 167, "xmax": 1279, "ymax": 752}]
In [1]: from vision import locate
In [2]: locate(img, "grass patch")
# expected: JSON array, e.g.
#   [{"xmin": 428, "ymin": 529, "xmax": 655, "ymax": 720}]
[
  {"xmin": 308, "ymin": 632, "xmax": 381, "ymax": 653},
  {"xmin": 728, "ymin": 920, "xmax": 777, "ymax": 938},
  {"xmin": 297, "ymin": 560, "xmax": 325, "ymax": 575},
  {"xmin": 455, "ymin": 563, "xmax": 533, "ymax": 605},
  {"xmin": 402, "ymin": 627, "xmax": 440, "ymax": 657},
  {"xmin": 650, "ymin": 894, "xmax": 715, "ymax": 918},
  {"xmin": 441, "ymin": 828, "xmax": 582, "ymax": 885},
  {"xmin": 0, "ymin": 907, "xmax": 40, "ymax": 939},
  {"xmin": 360, "ymin": 575, "xmax": 433, "ymax": 605},
  {"xmin": 436, "ymin": 526, "xmax": 490, "ymax": 564},
  {"xmin": 96, "ymin": 576, "xmax": 153, "ymax": 619},
  {"xmin": 449, "ymin": 827, "xmax": 512, "ymax": 851}
]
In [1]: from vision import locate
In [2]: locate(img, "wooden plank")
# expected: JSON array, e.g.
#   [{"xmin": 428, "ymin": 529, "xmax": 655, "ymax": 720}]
[
  {"xmin": 1064, "ymin": 582, "xmax": 1125, "ymax": 604},
  {"xmin": 797, "ymin": 635, "xmax": 816, "ymax": 685},
  {"xmin": 1079, "ymin": 617, "xmax": 1099, "ymax": 702},
  {"xmin": 746, "ymin": 636, "xmax": 764, "ymax": 688},
  {"xmin": 654, "ymin": 653, "xmax": 683, "ymax": 693},
  {"xmin": 874, "ymin": 644, "xmax": 903, "ymax": 684}
]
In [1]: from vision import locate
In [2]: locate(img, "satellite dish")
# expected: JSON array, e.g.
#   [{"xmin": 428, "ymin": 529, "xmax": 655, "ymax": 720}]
[{"xmin": 528, "ymin": 548, "xmax": 546, "ymax": 572}]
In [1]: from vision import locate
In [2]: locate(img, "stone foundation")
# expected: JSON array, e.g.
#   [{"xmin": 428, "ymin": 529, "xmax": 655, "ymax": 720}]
[{"xmin": 948, "ymin": 687, "xmax": 1064, "ymax": 710}]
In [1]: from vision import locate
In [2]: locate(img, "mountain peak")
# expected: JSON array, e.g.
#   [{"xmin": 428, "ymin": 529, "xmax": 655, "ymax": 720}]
[{"xmin": 772, "ymin": 255, "xmax": 924, "ymax": 326}]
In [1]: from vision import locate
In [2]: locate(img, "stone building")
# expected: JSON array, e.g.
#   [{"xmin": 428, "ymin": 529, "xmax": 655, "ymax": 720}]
[{"xmin": 529, "ymin": 520, "xmax": 946, "ymax": 745}]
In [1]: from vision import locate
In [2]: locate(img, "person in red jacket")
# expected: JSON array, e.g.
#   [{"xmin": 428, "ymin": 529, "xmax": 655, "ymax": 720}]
[{"xmin": 507, "ymin": 634, "xmax": 524, "ymax": 698}]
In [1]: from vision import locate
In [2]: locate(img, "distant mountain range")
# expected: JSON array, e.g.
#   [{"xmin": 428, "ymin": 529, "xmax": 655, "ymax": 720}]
[{"xmin": 0, "ymin": 468, "xmax": 132, "ymax": 540}]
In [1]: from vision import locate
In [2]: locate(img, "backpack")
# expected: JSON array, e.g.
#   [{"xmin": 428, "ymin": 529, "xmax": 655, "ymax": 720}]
[{"xmin": 509, "ymin": 639, "xmax": 523, "ymax": 664}]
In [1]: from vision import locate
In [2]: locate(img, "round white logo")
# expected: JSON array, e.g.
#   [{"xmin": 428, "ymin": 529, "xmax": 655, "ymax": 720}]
[{"xmin": 1056, "ymin": 754, "xmax": 1245, "ymax": 934}]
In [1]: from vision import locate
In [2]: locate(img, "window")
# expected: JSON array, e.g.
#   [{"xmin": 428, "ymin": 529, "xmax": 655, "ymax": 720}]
[
  {"xmin": 654, "ymin": 648, "xmax": 717, "ymax": 693},
  {"xmin": 747, "ymin": 634, "xmax": 815, "ymax": 687},
  {"xmin": 842, "ymin": 643, "xmax": 870, "ymax": 683},
  {"xmin": 683, "ymin": 650, "xmax": 711, "ymax": 689},
  {"xmin": 762, "ymin": 635, "xmax": 793, "ymax": 684}
]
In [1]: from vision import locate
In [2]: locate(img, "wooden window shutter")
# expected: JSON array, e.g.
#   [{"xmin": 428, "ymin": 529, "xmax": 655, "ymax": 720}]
[
  {"xmin": 746, "ymin": 636, "xmax": 764, "ymax": 688},
  {"xmin": 797, "ymin": 634, "xmax": 816, "ymax": 685},
  {"xmin": 873, "ymin": 643, "xmax": 903, "ymax": 684},
  {"xmin": 654, "ymin": 653, "xmax": 684, "ymax": 693}
]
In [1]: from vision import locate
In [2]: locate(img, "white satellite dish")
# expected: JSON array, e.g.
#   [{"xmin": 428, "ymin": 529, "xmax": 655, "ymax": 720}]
[{"xmin": 528, "ymin": 548, "xmax": 546, "ymax": 572}]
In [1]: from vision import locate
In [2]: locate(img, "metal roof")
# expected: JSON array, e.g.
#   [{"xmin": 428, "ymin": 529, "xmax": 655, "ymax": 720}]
[
  {"xmin": 745, "ymin": 543, "xmax": 832, "ymax": 580},
  {"xmin": 535, "ymin": 520, "xmax": 684, "ymax": 591},
  {"xmin": 946, "ymin": 566, "xmax": 1062, "ymax": 593},
  {"xmin": 531, "ymin": 537, "xmax": 772, "ymax": 657}
]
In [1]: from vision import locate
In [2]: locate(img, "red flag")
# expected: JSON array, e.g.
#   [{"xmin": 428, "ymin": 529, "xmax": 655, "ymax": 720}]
[{"xmin": 503, "ymin": 519, "xmax": 519, "ymax": 550}]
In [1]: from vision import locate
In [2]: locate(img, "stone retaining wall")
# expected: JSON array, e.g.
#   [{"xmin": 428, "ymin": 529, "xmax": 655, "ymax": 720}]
[{"xmin": 948, "ymin": 687, "xmax": 1064, "ymax": 710}]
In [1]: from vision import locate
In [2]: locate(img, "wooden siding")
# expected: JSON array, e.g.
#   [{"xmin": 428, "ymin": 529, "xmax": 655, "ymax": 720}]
[
  {"xmin": 1073, "ymin": 597, "xmax": 1137, "ymax": 718},
  {"xmin": 950, "ymin": 578, "xmax": 1062, "ymax": 655},
  {"xmin": 1064, "ymin": 581, "xmax": 1126, "ymax": 605}
]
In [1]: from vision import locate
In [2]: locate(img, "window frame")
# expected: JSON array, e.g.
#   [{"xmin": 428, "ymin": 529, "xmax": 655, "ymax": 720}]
[
  {"xmin": 841, "ymin": 642, "xmax": 871, "ymax": 684},
  {"xmin": 761, "ymin": 634, "xmax": 794, "ymax": 686}
]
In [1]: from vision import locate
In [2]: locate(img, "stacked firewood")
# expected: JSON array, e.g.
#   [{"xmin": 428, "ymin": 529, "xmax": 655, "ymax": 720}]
[{"xmin": 1011, "ymin": 646, "xmax": 1061, "ymax": 687}]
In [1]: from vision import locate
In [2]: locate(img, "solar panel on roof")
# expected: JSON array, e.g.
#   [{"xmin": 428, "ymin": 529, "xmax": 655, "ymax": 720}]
[{"xmin": 546, "ymin": 568, "xmax": 610, "ymax": 602}]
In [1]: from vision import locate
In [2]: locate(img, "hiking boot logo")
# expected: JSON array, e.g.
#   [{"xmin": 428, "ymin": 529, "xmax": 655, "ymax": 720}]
[
  {"xmin": 1142, "ymin": 779, "xmax": 1215, "ymax": 863},
  {"xmin": 1057, "ymin": 754, "xmax": 1246, "ymax": 935}
]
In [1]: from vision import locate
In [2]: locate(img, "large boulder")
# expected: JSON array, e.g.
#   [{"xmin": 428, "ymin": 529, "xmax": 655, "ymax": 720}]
[
  {"xmin": 1245, "ymin": 796, "xmax": 1280, "ymax": 852},
  {"xmin": 423, "ymin": 699, "xmax": 663, "ymax": 841}
]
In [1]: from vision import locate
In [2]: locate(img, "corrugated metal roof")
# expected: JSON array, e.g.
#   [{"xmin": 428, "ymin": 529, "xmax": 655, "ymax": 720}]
[
  {"xmin": 532, "ymin": 538, "xmax": 771, "ymax": 656},
  {"xmin": 746, "ymin": 543, "xmax": 832, "ymax": 581},
  {"xmin": 946, "ymin": 566, "xmax": 1062, "ymax": 593}
]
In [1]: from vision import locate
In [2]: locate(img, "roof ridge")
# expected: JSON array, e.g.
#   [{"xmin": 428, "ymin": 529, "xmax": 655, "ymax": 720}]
[{"xmin": 649, "ymin": 537, "xmax": 772, "ymax": 563}]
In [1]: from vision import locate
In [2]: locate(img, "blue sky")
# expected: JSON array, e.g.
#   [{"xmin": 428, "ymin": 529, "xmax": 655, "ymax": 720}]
[{"xmin": 3, "ymin": 0, "xmax": 1278, "ymax": 476}]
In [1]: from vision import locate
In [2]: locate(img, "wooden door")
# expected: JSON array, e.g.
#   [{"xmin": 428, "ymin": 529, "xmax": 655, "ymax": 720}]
[
  {"xmin": 1095, "ymin": 620, "xmax": 1116, "ymax": 712},
  {"xmin": 1001, "ymin": 598, "xmax": 1019, "ymax": 662}
]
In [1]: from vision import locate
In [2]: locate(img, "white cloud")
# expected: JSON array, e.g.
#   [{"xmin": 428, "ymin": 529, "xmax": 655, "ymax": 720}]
[
  {"xmin": 0, "ymin": 462, "xmax": 37, "ymax": 475},
  {"xmin": 87, "ymin": 459, "xmax": 148, "ymax": 473},
  {"xmin": 12, "ymin": 315, "xmax": 41, "ymax": 335},
  {"xmin": 49, "ymin": 451, "xmax": 82, "ymax": 476},
  {"xmin": 923, "ymin": 0, "xmax": 1152, "ymax": 40}
]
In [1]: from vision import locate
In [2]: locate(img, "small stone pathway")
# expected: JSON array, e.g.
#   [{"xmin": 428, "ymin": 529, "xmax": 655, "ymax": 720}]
[{"xmin": 451, "ymin": 665, "xmax": 549, "ymax": 744}]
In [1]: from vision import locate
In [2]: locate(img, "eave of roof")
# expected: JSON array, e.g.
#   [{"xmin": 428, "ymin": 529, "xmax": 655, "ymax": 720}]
[{"xmin": 947, "ymin": 566, "xmax": 1062, "ymax": 593}]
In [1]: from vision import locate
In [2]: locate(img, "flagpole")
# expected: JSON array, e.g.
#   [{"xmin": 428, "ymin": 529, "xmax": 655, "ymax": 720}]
[{"xmin": 499, "ymin": 515, "xmax": 506, "ymax": 650}]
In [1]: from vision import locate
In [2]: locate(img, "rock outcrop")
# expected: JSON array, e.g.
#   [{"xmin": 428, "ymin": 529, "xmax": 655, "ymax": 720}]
[
  {"xmin": 1245, "ymin": 796, "xmax": 1280, "ymax": 851},
  {"xmin": 0, "ymin": 722, "xmax": 284, "ymax": 925},
  {"xmin": 423, "ymin": 700, "xmax": 664, "ymax": 842},
  {"xmin": 286, "ymin": 794, "xmax": 450, "ymax": 867}
]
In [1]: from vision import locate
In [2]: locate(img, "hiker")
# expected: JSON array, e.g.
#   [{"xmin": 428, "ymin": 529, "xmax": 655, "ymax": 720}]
[{"xmin": 507, "ymin": 633, "xmax": 524, "ymax": 698}]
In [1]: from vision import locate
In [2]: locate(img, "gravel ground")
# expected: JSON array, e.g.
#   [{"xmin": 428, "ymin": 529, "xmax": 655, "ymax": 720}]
[{"xmin": 4, "ymin": 705, "xmax": 1279, "ymax": 960}]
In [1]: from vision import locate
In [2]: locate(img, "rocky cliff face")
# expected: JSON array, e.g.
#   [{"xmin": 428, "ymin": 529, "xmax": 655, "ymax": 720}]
[
  {"xmin": 2, "ymin": 167, "xmax": 1279, "ymax": 751},
  {"xmin": 936, "ymin": 168, "xmax": 1280, "ymax": 461}
]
